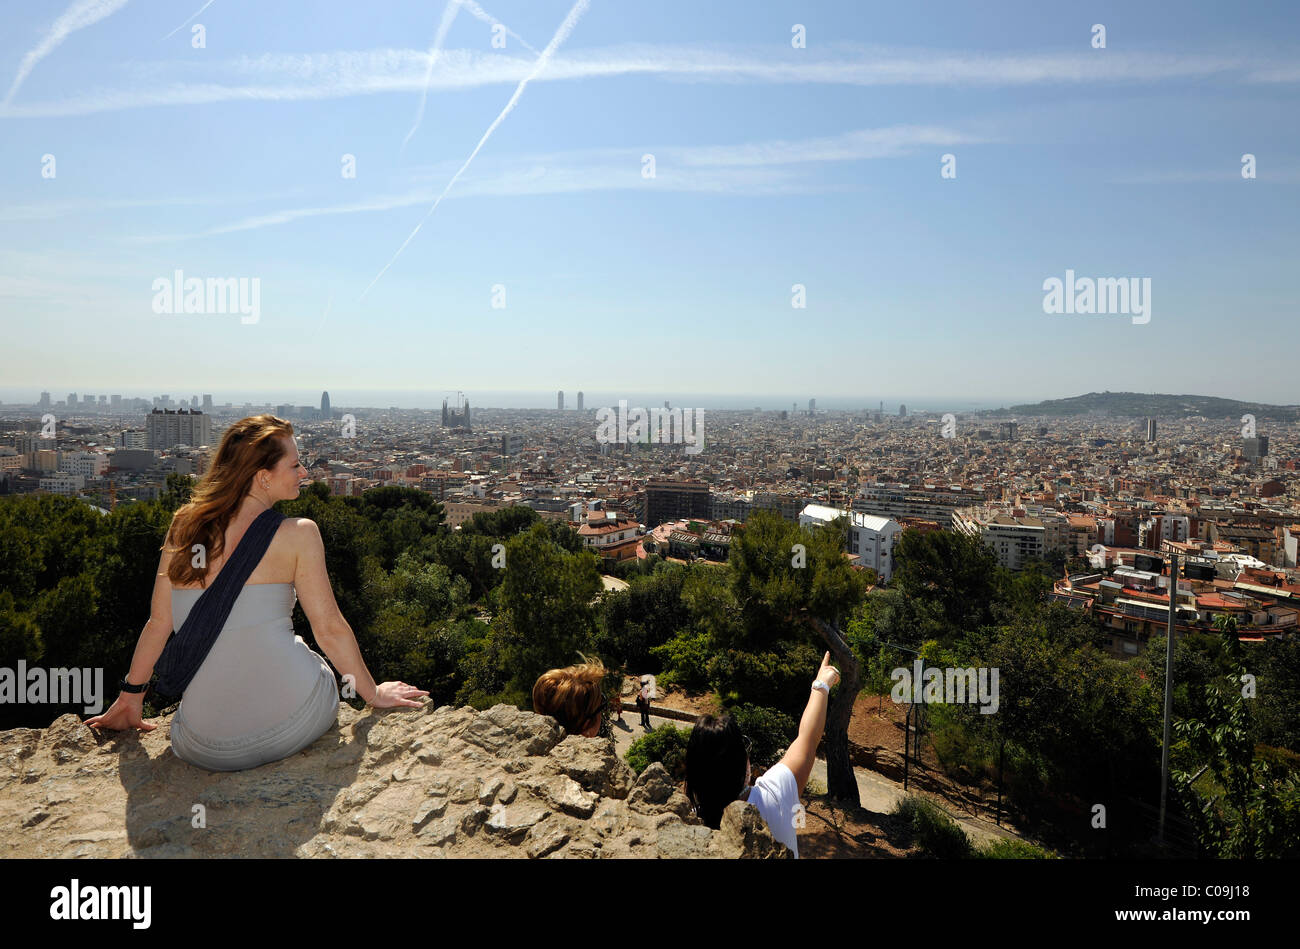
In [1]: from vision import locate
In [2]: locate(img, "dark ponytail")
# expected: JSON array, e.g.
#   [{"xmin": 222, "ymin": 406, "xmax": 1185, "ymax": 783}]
[{"xmin": 685, "ymin": 714, "xmax": 748, "ymax": 829}]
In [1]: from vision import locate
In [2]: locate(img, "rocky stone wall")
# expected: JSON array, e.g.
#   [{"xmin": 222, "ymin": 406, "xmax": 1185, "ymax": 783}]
[{"xmin": 0, "ymin": 702, "xmax": 790, "ymax": 859}]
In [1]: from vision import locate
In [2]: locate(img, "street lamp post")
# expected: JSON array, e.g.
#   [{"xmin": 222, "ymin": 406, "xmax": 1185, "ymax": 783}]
[{"xmin": 1158, "ymin": 552, "xmax": 1178, "ymax": 845}]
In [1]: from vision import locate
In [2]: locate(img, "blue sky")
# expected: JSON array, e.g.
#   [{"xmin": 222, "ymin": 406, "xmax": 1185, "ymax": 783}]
[{"xmin": 1, "ymin": 0, "xmax": 1297, "ymax": 410}]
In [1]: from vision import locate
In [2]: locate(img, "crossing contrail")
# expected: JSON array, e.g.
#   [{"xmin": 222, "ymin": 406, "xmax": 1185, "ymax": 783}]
[
  {"xmin": 5, "ymin": 0, "xmax": 131, "ymax": 106},
  {"xmin": 401, "ymin": 0, "xmax": 464, "ymax": 152},
  {"xmin": 363, "ymin": 0, "xmax": 591, "ymax": 299},
  {"xmin": 162, "ymin": 0, "xmax": 218, "ymax": 40},
  {"xmin": 459, "ymin": 0, "xmax": 539, "ymax": 55}
]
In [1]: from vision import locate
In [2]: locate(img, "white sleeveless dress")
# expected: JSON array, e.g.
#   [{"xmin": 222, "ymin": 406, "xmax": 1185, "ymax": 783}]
[{"xmin": 167, "ymin": 582, "xmax": 339, "ymax": 771}]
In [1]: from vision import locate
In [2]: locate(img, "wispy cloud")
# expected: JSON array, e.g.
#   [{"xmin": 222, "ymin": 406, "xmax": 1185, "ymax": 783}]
[
  {"xmin": 362, "ymin": 0, "xmax": 592, "ymax": 297},
  {"xmin": 132, "ymin": 124, "xmax": 982, "ymax": 242},
  {"xmin": 0, "ymin": 188, "xmax": 305, "ymax": 222},
  {"xmin": 1108, "ymin": 168, "xmax": 1300, "ymax": 184},
  {"xmin": 4, "ymin": 0, "xmax": 131, "ymax": 106},
  {"xmin": 0, "ymin": 44, "xmax": 1267, "ymax": 118}
]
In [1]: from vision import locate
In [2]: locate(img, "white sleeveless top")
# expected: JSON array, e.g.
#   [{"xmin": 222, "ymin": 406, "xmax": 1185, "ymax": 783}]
[{"xmin": 168, "ymin": 582, "xmax": 332, "ymax": 742}]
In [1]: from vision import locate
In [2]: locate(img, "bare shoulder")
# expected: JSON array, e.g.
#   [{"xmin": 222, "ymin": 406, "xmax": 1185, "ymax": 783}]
[{"xmin": 279, "ymin": 516, "xmax": 322, "ymax": 550}]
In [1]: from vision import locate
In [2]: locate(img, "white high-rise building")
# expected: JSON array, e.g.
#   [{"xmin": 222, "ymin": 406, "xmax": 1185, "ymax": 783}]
[{"xmin": 799, "ymin": 503, "xmax": 901, "ymax": 581}]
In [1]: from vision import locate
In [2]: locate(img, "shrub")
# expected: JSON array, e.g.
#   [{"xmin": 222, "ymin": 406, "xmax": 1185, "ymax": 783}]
[
  {"xmin": 974, "ymin": 837, "xmax": 1056, "ymax": 859},
  {"xmin": 729, "ymin": 703, "xmax": 797, "ymax": 772},
  {"xmin": 650, "ymin": 630, "xmax": 713, "ymax": 690},
  {"xmin": 707, "ymin": 640, "xmax": 823, "ymax": 712},
  {"xmin": 892, "ymin": 794, "xmax": 973, "ymax": 858},
  {"xmin": 625, "ymin": 724, "xmax": 692, "ymax": 780}
]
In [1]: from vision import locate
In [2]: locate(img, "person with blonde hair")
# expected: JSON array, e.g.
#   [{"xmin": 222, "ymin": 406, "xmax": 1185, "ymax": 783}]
[
  {"xmin": 86, "ymin": 414, "xmax": 427, "ymax": 770},
  {"xmin": 532, "ymin": 657, "xmax": 609, "ymax": 738}
]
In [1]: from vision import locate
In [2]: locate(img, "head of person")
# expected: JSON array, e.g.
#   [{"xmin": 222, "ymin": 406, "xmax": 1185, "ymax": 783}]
[
  {"xmin": 685, "ymin": 713, "xmax": 750, "ymax": 829},
  {"xmin": 164, "ymin": 414, "xmax": 305, "ymax": 586},
  {"xmin": 532, "ymin": 658, "xmax": 608, "ymax": 738}
]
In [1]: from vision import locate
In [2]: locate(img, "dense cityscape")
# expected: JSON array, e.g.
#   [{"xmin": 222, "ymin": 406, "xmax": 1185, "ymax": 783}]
[{"xmin": 4, "ymin": 387, "xmax": 1298, "ymax": 663}]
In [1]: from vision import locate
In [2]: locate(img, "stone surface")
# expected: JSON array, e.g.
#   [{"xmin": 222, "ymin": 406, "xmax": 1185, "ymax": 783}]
[{"xmin": 0, "ymin": 703, "xmax": 788, "ymax": 859}]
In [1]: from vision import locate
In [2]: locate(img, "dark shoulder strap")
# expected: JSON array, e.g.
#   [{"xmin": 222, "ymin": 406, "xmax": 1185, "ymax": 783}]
[{"xmin": 153, "ymin": 508, "xmax": 287, "ymax": 698}]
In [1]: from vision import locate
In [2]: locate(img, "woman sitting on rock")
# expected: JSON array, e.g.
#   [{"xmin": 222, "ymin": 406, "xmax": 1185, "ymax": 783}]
[
  {"xmin": 85, "ymin": 414, "xmax": 427, "ymax": 771},
  {"xmin": 532, "ymin": 658, "xmax": 608, "ymax": 738},
  {"xmin": 684, "ymin": 651, "xmax": 840, "ymax": 858}
]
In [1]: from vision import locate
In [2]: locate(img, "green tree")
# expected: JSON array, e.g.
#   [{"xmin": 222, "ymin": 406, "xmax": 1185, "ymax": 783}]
[
  {"xmin": 496, "ymin": 522, "xmax": 602, "ymax": 697},
  {"xmin": 1173, "ymin": 669, "xmax": 1300, "ymax": 858},
  {"xmin": 892, "ymin": 528, "xmax": 997, "ymax": 637},
  {"xmin": 727, "ymin": 509, "xmax": 869, "ymax": 805}
]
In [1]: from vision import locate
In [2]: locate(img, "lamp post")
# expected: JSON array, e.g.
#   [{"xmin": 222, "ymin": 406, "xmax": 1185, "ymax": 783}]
[{"xmin": 1158, "ymin": 552, "xmax": 1178, "ymax": 845}]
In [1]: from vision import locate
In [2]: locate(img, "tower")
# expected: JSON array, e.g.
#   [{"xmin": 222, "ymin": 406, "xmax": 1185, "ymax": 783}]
[
  {"xmin": 557, "ymin": 390, "xmax": 564, "ymax": 411},
  {"xmin": 577, "ymin": 391, "xmax": 584, "ymax": 412},
  {"xmin": 321, "ymin": 391, "xmax": 331, "ymax": 419}
]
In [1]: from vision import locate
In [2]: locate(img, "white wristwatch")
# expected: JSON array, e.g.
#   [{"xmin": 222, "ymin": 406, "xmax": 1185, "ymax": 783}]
[{"xmin": 811, "ymin": 680, "xmax": 830, "ymax": 696}]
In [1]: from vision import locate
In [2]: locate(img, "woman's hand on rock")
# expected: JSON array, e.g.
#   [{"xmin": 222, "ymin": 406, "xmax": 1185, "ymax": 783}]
[
  {"xmin": 370, "ymin": 681, "xmax": 429, "ymax": 709},
  {"xmin": 85, "ymin": 693, "xmax": 156, "ymax": 732}
]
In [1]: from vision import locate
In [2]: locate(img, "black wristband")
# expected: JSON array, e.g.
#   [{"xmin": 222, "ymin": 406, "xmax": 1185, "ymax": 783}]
[{"xmin": 119, "ymin": 676, "xmax": 148, "ymax": 694}]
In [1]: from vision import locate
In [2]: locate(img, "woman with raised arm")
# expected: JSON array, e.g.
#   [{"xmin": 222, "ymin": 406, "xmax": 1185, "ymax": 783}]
[
  {"xmin": 85, "ymin": 414, "xmax": 427, "ymax": 771},
  {"xmin": 684, "ymin": 651, "xmax": 840, "ymax": 858}
]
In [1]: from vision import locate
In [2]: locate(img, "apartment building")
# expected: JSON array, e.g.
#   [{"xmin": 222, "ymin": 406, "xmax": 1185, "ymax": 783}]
[
  {"xmin": 799, "ymin": 503, "xmax": 901, "ymax": 580},
  {"xmin": 644, "ymin": 479, "xmax": 710, "ymax": 528},
  {"xmin": 955, "ymin": 508, "xmax": 1047, "ymax": 570},
  {"xmin": 854, "ymin": 483, "xmax": 985, "ymax": 528}
]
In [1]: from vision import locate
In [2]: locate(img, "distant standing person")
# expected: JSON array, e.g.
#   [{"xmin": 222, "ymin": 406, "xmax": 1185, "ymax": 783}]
[{"xmin": 637, "ymin": 675, "xmax": 655, "ymax": 730}]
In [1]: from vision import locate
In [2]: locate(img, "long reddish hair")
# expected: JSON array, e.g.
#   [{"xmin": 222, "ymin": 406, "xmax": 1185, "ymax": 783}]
[{"xmin": 164, "ymin": 414, "xmax": 295, "ymax": 586}]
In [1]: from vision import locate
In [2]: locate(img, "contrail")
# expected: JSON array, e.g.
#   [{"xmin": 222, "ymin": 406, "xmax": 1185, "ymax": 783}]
[
  {"xmin": 4, "ymin": 0, "xmax": 131, "ymax": 105},
  {"xmin": 459, "ymin": 0, "xmax": 540, "ymax": 55},
  {"xmin": 402, "ymin": 0, "xmax": 464, "ymax": 152},
  {"xmin": 162, "ymin": 0, "xmax": 218, "ymax": 41},
  {"xmin": 363, "ymin": 0, "xmax": 591, "ymax": 299}
]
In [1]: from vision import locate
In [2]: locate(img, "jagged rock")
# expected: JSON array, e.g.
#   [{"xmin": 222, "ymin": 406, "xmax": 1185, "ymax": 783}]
[
  {"xmin": 718, "ymin": 800, "xmax": 793, "ymax": 859},
  {"xmin": 0, "ymin": 705, "xmax": 790, "ymax": 858},
  {"xmin": 546, "ymin": 737, "xmax": 634, "ymax": 799},
  {"xmin": 628, "ymin": 762, "xmax": 693, "ymax": 819}
]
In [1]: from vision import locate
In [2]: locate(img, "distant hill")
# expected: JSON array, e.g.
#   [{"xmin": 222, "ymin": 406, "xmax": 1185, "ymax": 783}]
[{"xmin": 993, "ymin": 392, "xmax": 1300, "ymax": 420}]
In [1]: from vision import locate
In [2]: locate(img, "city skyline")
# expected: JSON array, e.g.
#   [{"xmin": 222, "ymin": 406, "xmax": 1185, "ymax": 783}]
[
  {"xmin": 2, "ymin": 1, "xmax": 1298, "ymax": 402},
  {"xmin": 5, "ymin": 385, "xmax": 1300, "ymax": 416}
]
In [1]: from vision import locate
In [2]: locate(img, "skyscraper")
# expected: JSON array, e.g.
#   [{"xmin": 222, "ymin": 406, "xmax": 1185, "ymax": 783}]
[
  {"xmin": 899, "ymin": 404, "xmax": 907, "ymax": 417},
  {"xmin": 557, "ymin": 390, "xmax": 565, "ymax": 411},
  {"xmin": 203, "ymin": 394, "xmax": 213, "ymax": 413},
  {"xmin": 1244, "ymin": 435, "xmax": 1269, "ymax": 460},
  {"xmin": 577, "ymin": 391, "xmax": 584, "ymax": 411},
  {"xmin": 321, "ymin": 391, "xmax": 331, "ymax": 419},
  {"xmin": 1145, "ymin": 418, "xmax": 1157, "ymax": 441},
  {"xmin": 808, "ymin": 398, "xmax": 816, "ymax": 416}
]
